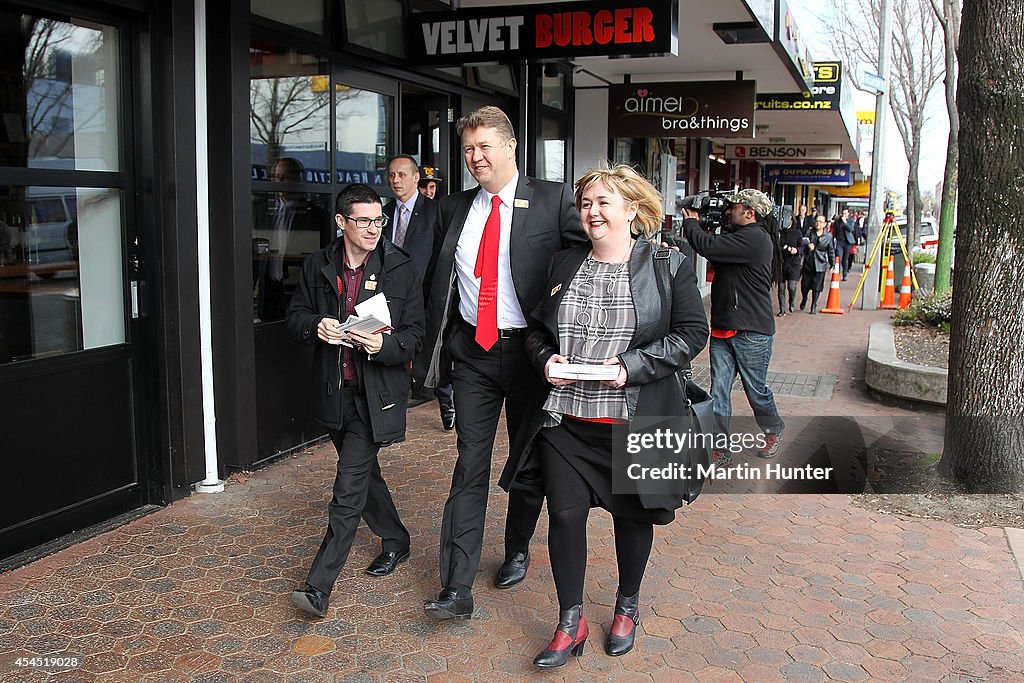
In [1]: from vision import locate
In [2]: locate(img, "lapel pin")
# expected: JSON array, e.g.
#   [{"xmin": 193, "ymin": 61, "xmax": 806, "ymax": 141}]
[
  {"xmin": 365, "ymin": 280, "xmax": 377, "ymax": 290},
  {"xmin": 550, "ymin": 283, "xmax": 562, "ymax": 296},
  {"xmin": 514, "ymin": 198, "xmax": 530, "ymax": 209}
]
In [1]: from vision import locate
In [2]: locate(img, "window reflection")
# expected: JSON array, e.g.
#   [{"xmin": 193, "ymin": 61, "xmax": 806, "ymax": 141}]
[
  {"xmin": 249, "ymin": 47, "xmax": 329, "ymax": 182},
  {"xmin": 0, "ymin": 10, "xmax": 120, "ymax": 171},
  {"xmin": 251, "ymin": 174, "xmax": 329, "ymax": 324},
  {"xmin": 336, "ymin": 84, "xmax": 392, "ymax": 196},
  {"xmin": 0, "ymin": 187, "xmax": 123, "ymax": 364}
]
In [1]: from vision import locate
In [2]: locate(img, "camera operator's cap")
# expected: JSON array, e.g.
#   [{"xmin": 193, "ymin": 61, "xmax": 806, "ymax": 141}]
[
  {"xmin": 725, "ymin": 189, "xmax": 774, "ymax": 216},
  {"xmin": 419, "ymin": 166, "xmax": 443, "ymax": 182}
]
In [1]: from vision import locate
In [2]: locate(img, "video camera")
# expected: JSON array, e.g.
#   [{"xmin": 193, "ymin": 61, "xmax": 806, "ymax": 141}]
[{"xmin": 679, "ymin": 183, "xmax": 732, "ymax": 232}]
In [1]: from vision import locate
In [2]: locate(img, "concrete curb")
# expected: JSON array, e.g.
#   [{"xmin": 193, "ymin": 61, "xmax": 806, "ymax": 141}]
[{"xmin": 865, "ymin": 320, "xmax": 947, "ymax": 405}]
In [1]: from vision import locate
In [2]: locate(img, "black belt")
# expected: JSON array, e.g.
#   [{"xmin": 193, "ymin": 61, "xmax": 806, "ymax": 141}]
[
  {"xmin": 458, "ymin": 319, "xmax": 527, "ymax": 339},
  {"xmin": 342, "ymin": 378, "xmax": 360, "ymax": 388}
]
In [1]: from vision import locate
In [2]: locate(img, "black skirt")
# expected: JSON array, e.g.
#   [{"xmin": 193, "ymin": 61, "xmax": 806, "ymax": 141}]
[{"xmin": 537, "ymin": 417, "xmax": 675, "ymax": 526}]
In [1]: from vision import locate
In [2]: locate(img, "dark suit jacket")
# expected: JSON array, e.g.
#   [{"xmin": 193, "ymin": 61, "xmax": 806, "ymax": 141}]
[
  {"xmin": 382, "ymin": 194, "xmax": 439, "ymax": 281},
  {"xmin": 419, "ymin": 175, "xmax": 587, "ymax": 389}
]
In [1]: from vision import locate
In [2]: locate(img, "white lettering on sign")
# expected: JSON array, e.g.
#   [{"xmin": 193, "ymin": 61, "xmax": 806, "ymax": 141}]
[
  {"xmin": 725, "ymin": 144, "xmax": 842, "ymax": 160},
  {"xmin": 422, "ymin": 16, "xmax": 525, "ymax": 56}
]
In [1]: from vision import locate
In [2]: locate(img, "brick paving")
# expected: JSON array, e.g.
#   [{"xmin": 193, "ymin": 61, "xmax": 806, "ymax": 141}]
[{"xmin": 1, "ymin": 266, "xmax": 1023, "ymax": 682}]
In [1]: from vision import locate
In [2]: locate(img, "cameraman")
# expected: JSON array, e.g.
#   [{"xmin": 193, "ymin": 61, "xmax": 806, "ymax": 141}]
[{"xmin": 682, "ymin": 189, "xmax": 785, "ymax": 463}]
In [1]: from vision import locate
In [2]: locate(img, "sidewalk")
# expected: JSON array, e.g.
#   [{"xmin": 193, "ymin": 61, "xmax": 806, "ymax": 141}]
[{"xmin": 2, "ymin": 268, "xmax": 1022, "ymax": 682}]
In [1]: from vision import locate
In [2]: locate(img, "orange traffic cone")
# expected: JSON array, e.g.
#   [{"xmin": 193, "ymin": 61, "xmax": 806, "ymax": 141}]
[
  {"xmin": 898, "ymin": 261, "xmax": 913, "ymax": 309},
  {"xmin": 880, "ymin": 256, "xmax": 897, "ymax": 309},
  {"xmin": 821, "ymin": 256, "xmax": 845, "ymax": 314}
]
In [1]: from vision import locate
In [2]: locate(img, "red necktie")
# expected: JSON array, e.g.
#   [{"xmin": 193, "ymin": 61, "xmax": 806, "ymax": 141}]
[{"xmin": 474, "ymin": 195, "xmax": 502, "ymax": 350}]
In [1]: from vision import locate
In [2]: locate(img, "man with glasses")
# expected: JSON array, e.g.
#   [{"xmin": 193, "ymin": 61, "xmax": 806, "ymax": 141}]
[{"xmin": 287, "ymin": 183, "xmax": 425, "ymax": 618}]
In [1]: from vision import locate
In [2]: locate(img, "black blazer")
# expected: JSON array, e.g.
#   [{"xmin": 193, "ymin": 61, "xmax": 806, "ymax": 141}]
[
  {"xmin": 286, "ymin": 238, "xmax": 425, "ymax": 443},
  {"xmin": 420, "ymin": 175, "xmax": 587, "ymax": 388},
  {"xmin": 503, "ymin": 240, "xmax": 709, "ymax": 508},
  {"xmin": 382, "ymin": 194, "xmax": 439, "ymax": 281}
]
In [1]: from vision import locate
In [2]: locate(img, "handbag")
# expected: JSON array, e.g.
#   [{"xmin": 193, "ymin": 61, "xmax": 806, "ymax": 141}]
[{"xmin": 652, "ymin": 248, "xmax": 714, "ymax": 504}]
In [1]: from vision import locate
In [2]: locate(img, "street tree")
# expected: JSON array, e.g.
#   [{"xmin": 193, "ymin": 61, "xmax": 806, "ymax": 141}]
[
  {"xmin": 927, "ymin": 0, "xmax": 960, "ymax": 292},
  {"xmin": 939, "ymin": 0, "xmax": 1024, "ymax": 491},
  {"xmin": 830, "ymin": 0, "xmax": 944, "ymax": 251}
]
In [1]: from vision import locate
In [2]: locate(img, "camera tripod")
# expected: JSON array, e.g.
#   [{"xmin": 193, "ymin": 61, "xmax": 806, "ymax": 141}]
[{"xmin": 847, "ymin": 212, "xmax": 919, "ymax": 310}]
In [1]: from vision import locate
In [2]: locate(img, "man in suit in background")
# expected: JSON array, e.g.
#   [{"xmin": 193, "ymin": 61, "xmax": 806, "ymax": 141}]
[
  {"xmin": 383, "ymin": 154, "xmax": 455, "ymax": 431},
  {"xmin": 421, "ymin": 106, "xmax": 587, "ymax": 619},
  {"xmin": 832, "ymin": 208, "xmax": 857, "ymax": 280}
]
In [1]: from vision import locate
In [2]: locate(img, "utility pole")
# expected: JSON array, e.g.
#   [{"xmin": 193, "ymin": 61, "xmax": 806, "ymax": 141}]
[{"xmin": 862, "ymin": 0, "xmax": 894, "ymax": 309}]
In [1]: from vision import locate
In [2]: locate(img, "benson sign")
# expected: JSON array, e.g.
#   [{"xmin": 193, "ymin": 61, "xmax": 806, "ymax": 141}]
[
  {"xmin": 608, "ymin": 80, "xmax": 756, "ymax": 138},
  {"xmin": 725, "ymin": 144, "xmax": 842, "ymax": 160},
  {"xmin": 408, "ymin": 0, "xmax": 677, "ymax": 64}
]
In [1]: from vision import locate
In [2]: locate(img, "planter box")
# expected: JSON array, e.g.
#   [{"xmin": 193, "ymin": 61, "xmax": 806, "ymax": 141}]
[
  {"xmin": 865, "ymin": 321, "xmax": 947, "ymax": 405},
  {"xmin": 914, "ymin": 262, "xmax": 936, "ymax": 293}
]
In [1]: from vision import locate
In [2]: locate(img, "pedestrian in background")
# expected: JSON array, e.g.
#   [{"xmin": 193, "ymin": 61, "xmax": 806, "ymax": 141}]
[
  {"xmin": 777, "ymin": 215, "xmax": 804, "ymax": 316},
  {"xmin": 800, "ymin": 214, "xmax": 836, "ymax": 314},
  {"xmin": 683, "ymin": 188, "xmax": 785, "ymax": 464}
]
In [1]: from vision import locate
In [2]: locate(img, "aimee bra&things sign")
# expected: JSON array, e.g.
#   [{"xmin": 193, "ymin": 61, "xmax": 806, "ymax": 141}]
[{"xmin": 608, "ymin": 80, "xmax": 756, "ymax": 138}]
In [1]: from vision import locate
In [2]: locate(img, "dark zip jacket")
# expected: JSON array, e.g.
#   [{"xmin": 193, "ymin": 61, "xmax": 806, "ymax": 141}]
[
  {"xmin": 683, "ymin": 217, "xmax": 776, "ymax": 336},
  {"xmin": 286, "ymin": 237, "xmax": 424, "ymax": 443}
]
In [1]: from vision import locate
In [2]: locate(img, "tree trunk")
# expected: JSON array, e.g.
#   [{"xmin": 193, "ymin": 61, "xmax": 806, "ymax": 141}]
[
  {"xmin": 933, "ymin": 0, "xmax": 959, "ymax": 292},
  {"xmin": 939, "ymin": 0, "xmax": 1024, "ymax": 492}
]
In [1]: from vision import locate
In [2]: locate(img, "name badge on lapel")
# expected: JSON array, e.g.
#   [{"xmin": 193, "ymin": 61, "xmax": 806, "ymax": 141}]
[
  {"xmin": 514, "ymin": 198, "xmax": 530, "ymax": 209},
  {"xmin": 365, "ymin": 274, "xmax": 377, "ymax": 291},
  {"xmin": 550, "ymin": 283, "xmax": 562, "ymax": 297}
]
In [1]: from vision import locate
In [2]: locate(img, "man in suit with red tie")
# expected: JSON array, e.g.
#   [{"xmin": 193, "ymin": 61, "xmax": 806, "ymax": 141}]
[
  {"xmin": 383, "ymin": 154, "xmax": 455, "ymax": 431},
  {"xmin": 421, "ymin": 106, "xmax": 587, "ymax": 619}
]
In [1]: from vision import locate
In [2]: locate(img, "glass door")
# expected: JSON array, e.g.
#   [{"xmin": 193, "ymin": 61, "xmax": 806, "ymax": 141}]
[{"xmin": 0, "ymin": 4, "xmax": 147, "ymax": 557}]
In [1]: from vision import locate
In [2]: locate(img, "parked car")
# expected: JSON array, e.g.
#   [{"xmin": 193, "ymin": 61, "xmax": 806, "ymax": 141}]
[{"xmin": 893, "ymin": 215, "xmax": 939, "ymax": 252}]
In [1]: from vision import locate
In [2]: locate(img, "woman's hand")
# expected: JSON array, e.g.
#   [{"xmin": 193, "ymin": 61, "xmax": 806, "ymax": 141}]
[
  {"xmin": 347, "ymin": 328, "xmax": 384, "ymax": 355},
  {"xmin": 544, "ymin": 354, "xmax": 576, "ymax": 386},
  {"xmin": 600, "ymin": 357, "xmax": 628, "ymax": 389}
]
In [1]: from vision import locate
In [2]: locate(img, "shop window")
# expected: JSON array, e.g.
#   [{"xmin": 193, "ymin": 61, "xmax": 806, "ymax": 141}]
[
  {"xmin": 538, "ymin": 117, "xmax": 565, "ymax": 183},
  {"xmin": 249, "ymin": 46, "xmax": 330, "ymax": 182},
  {"xmin": 0, "ymin": 10, "xmax": 120, "ymax": 171},
  {"xmin": 344, "ymin": 0, "xmax": 405, "ymax": 58},
  {"xmin": 251, "ymin": 0, "xmax": 325, "ymax": 35},
  {"xmin": 0, "ymin": 187, "xmax": 124, "ymax": 364},
  {"xmin": 336, "ymin": 84, "xmax": 393, "ymax": 197},
  {"xmin": 541, "ymin": 71, "xmax": 565, "ymax": 111},
  {"xmin": 476, "ymin": 65, "xmax": 517, "ymax": 94},
  {"xmin": 251, "ymin": 187, "xmax": 330, "ymax": 324}
]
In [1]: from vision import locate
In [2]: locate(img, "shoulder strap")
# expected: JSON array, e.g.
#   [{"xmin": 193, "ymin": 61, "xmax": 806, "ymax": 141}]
[{"xmin": 652, "ymin": 248, "xmax": 692, "ymax": 379}]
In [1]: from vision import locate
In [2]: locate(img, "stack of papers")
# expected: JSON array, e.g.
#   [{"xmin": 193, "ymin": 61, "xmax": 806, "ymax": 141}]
[
  {"xmin": 327, "ymin": 292, "xmax": 393, "ymax": 346},
  {"xmin": 548, "ymin": 363, "xmax": 621, "ymax": 380}
]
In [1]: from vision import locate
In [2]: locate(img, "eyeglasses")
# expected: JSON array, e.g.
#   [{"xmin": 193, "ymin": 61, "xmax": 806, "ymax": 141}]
[{"xmin": 342, "ymin": 214, "xmax": 388, "ymax": 229}]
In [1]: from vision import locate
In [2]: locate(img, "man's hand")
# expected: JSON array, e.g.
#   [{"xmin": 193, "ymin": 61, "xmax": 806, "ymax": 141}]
[
  {"xmin": 347, "ymin": 328, "xmax": 384, "ymax": 355},
  {"xmin": 682, "ymin": 208, "xmax": 700, "ymax": 220},
  {"xmin": 317, "ymin": 317, "xmax": 344, "ymax": 344}
]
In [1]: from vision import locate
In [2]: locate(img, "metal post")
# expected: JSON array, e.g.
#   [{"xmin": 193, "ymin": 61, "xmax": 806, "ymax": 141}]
[{"xmin": 861, "ymin": 0, "xmax": 894, "ymax": 309}]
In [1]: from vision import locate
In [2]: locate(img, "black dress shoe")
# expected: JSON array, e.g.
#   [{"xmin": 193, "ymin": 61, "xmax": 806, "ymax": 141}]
[
  {"xmin": 423, "ymin": 588, "xmax": 474, "ymax": 620},
  {"xmin": 364, "ymin": 548, "xmax": 410, "ymax": 577},
  {"xmin": 291, "ymin": 585, "xmax": 328, "ymax": 618},
  {"xmin": 441, "ymin": 410, "xmax": 456, "ymax": 431},
  {"xmin": 495, "ymin": 550, "xmax": 530, "ymax": 589}
]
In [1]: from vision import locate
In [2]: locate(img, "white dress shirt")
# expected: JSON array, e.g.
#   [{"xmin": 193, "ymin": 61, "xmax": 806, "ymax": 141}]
[{"xmin": 454, "ymin": 172, "xmax": 527, "ymax": 329}]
